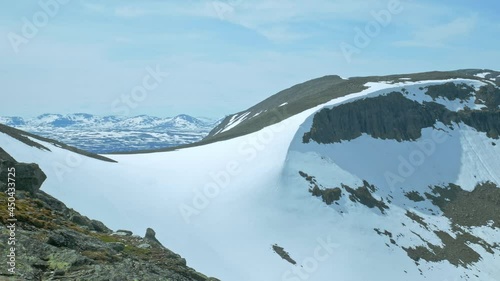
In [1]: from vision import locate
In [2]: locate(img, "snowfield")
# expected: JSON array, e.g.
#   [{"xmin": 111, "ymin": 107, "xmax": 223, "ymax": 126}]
[{"xmin": 1, "ymin": 79, "xmax": 499, "ymax": 280}]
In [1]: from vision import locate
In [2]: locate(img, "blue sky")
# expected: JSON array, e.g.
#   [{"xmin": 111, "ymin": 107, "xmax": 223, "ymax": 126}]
[{"xmin": 1, "ymin": 0, "xmax": 499, "ymax": 119}]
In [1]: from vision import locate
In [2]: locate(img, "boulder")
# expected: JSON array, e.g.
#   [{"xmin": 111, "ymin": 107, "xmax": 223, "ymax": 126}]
[
  {"xmin": 115, "ymin": 229, "xmax": 133, "ymax": 236},
  {"xmin": 0, "ymin": 148, "xmax": 46, "ymax": 193},
  {"xmin": 145, "ymin": 227, "xmax": 162, "ymax": 246}
]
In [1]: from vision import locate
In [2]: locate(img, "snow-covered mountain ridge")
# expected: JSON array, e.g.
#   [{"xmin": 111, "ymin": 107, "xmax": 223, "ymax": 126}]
[
  {"xmin": 206, "ymin": 69, "xmax": 500, "ymax": 143},
  {"xmin": 1, "ymin": 69, "xmax": 499, "ymax": 280}
]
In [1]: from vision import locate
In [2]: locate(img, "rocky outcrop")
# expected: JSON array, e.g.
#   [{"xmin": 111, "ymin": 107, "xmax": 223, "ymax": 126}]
[
  {"xmin": 425, "ymin": 182, "xmax": 500, "ymax": 228},
  {"xmin": 144, "ymin": 227, "xmax": 162, "ymax": 246},
  {"xmin": 299, "ymin": 171, "xmax": 342, "ymax": 205},
  {"xmin": 304, "ymin": 86, "xmax": 500, "ymax": 144},
  {"xmin": 344, "ymin": 181, "xmax": 389, "ymax": 214},
  {"xmin": 402, "ymin": 182, "xmax": 500, "ymax": 267},
  {"xmin": 0, "ymin": 149, "xmax": 219, "ymax": 281},
  {"xmin": 303, "ymin": 92, "xmax": 440, "ymax": 143},
  {"xmin": 423, "ymin": 82, "xmax": 475, "ymax": 101},
  {"xmin": 299, "ymin": 171, "xmax": 387, "ymax": 213},
  {"xmin": 0, "ymin": 148, "xmax": 46, "ymax": 194},
  {"xmin": 272, "ymin": 244, "xmax": 296, "ymax": 265},
  {"xmin": 475, "ymin": 84, "xmax": 500, "ymax": 109}
]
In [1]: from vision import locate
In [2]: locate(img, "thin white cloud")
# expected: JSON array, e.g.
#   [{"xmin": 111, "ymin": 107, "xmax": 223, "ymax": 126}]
[
  {"xmin": 107, "ymin": 0, "xmax": 398, "ymax": 42},
  {"xmin": 113, "ymin": 2, "xmax": 213, "ymax": 19},
  {"xmin": 204, "ymin": 0, "xmax": 386, "ymax": 42},
  {"xmin": 94, "ymin": 0, "xmax": 462, "ymax": 44},
  {"xmin": 259, "ymin": 26, "xmax": 312, "ymax": 42},
  {"xmin": 115, "ymin": 6, "xmax": 149, "ymax": 18},
  {"xmin": 113, "ymin": 36, "xmax": 132, "ymax": 43},
  {"xmin": 394, "ymin": 15, "xmax": 477, "ymax": 48},
  {"xmin": 80, "ymin": 1, "xmax": 106, "ymax": 13}
]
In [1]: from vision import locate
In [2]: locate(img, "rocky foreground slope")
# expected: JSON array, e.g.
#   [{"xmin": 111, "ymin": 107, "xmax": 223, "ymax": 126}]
[{"xmin": 0, "ymin": 148, "xmax": 218, "ymax": 281}]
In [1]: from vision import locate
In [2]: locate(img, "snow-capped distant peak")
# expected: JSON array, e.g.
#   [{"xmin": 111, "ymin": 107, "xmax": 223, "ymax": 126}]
[{"xmin": 0, "ymin": 113, "xmax": 218, "ymax": 153}]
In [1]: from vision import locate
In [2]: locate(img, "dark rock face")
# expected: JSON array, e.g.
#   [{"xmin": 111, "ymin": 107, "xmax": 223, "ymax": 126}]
[
  {"xmin": 303, "ymin": 86, "xmax": 500, "ymax": 144},
  {"xmin": 425, "ymin": 182, "xmax": 500, "ymax": 228},
  {"xmin": 299, "ymin": 171, "xmax": 342, "ymax": 205},
  {"xmin": 11, "ymin": 163, "xmax": 47, "ymax": 194},
  {"xmin": 145, "ymin": 227, "xmax": 156, "ymax": 240},
  {"xmin": 299, "ymin": 171, "xmax": 387, "ymax": 213},
  {"xmin": 404, "ymin": 231, "xmax": 484, "ymax": 267},
  {"xmin": 145, "ymin": 227, "xmax": 162, "ymax": 245},
  {"xmin": 272, "ymin": 244, "xmax": 297, "ymax": 265},
  {"xmin": 424, "ymin": 82, "xmax": 475, "ymax": 101},
  {"xmin": 91, "ymin": 220, "xmax": 111, "ymax": 233},
  {"xmin": 404, "ymin": 191, "xmax": 425, "ymax": 202},
  {"xmin": 310, "ymin": 185, "xmax": 342, "ymax": 205},
  {"xmin": 303, "ymin": 92, "xmax": 440, "ymax": 143},
  {"xmin": 0, "ymin": 149, "xmax": 218, "ymax": 281},
  {"xmin": 401, "ymin": 182, "xmax": 500, "ymax": 267},
  {"xmin": 459, "ymin": 109, "xmax": 500, "ymax": 139},
  {"xmin": 0, "ymin": 148, "xmax": 47, "ymax": 194},
  {"xmin": 475, "ymin": 84, "xmax": 500, "ymax": 109},
  {"xmin": 344, "ymin": 181, "xmax": 389, "ymax": 214}
]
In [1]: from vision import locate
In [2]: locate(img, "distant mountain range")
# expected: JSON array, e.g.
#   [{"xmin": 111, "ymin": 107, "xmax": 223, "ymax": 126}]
[{"xmin": 0, "ymin": 113, "xmax": 220, "ymax": 153}]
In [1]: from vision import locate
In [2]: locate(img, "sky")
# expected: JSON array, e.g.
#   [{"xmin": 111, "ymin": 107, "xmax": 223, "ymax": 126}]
[{"xmin": 1, "ymin": 0, "xmax": 499, "ymax": 119}]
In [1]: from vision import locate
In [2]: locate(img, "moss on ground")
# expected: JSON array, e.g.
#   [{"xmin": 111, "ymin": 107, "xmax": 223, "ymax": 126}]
[{"xmin": 47, "ymin": 254, "xmax": 71, "ymax": 271}]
